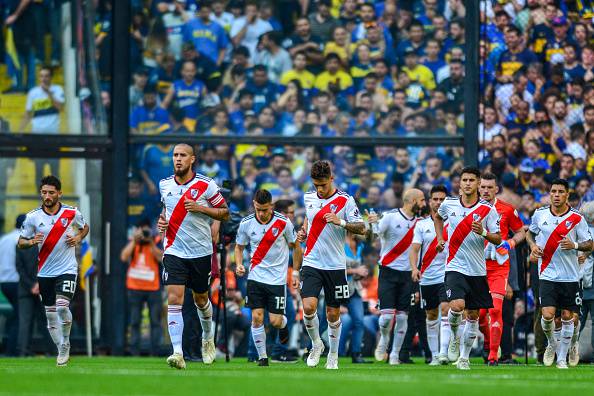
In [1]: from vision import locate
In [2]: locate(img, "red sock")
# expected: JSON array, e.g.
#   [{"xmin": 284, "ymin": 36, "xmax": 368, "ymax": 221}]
[
  {"xmin": 479, "ymin": 308, "xmax": 490, "ymax": 352},
  {"xmin": 488, "ymin": 297, "xmax": 504, "ymax": 361}
]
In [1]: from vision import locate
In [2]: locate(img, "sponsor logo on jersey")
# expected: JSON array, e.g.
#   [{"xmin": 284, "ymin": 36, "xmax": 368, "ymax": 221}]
[
  {"xmin": 191, "ymin": 188, "xmax": 198, "ymax": 199},
  {"xmin": 251, "ymin": 231, "xmax": 257, "ymax": 236},
  {"xmin": 167, "ymin": 192, "xmax": 173, "ymax": 197},
  {"xmin": 38, "ymin": 222, "xmax": 45, "ymax": 227},
  {"xmin": 543, "ymin": 221, "xmax": 548, "ymax": 225}
]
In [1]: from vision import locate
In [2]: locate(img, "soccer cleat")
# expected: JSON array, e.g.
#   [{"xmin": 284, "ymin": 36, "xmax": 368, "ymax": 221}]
[
  {"xmin": 488, "ymin": 359, "xmax": 498, "ymax": 367},
  {"xmin": 543, "ymin": 344, "xmax": 556, "ymax": 367},
  {"xmin": 279, "ymin": 326, "xmax": 290, "ymax": 345},
  {"xmin": 429, "ymin": 357, "xmax": 440, "ymax": 366},
  {"xmin": 438, "ymin": 354, "xmax": 449, "ymax": 365},
  {"xmin": 325, "ymin": 352, "xmax": 339, "ymax": 370},
  {"xmin": 56, "ymin": 343, "xmax": 70, "ymax": 366},
  {"xmin": 374, "ymin": 340, "xmax": 388, "ymax": 362},
  {"xmin": 351, "ymin": 352, "xmax": 373, "ymax": 364},
  {"xmin": 447, "ymin": 335, "xmax": 460, "ymax": 362},
  {"xmin": 166, "ymin": 353, "xmax": 186, "ymax": 370},
  {"xmin": 388, "ymin": 353, "xmax": 401, "ymax": 365},
  {"xmin": 306, "ymin": 340, "xmax": 325, "ymax": 367},
  {"xmin": 271, "ymin": 354, "xmax": 298, "ymax": 363},
  {"xmin": 569, "ymin": 343, "xmax": 579, "ymax": 367},
  {"xmin": 556, "ymin": 360, "xmax": 568, "ymax": 369},
  {"xmin": 258, "ymin": 358, "xmax": 269, "ymax": 366},
  {"xmin": 456, "ymin": 358, "xmax": 470, "ymax": 370},
  {"xmin": 201, "ymin": 337, "xmax": 216, "ymax": 365}
]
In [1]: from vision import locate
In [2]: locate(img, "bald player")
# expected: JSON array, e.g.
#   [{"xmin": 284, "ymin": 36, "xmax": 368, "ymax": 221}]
[
  {"xmin": 369, "ymin": 189, "xmax": 426, "ymax": 365},
  {"xmin": 157, "ymin": 143, "xmax": 230, "ymax": 369}
]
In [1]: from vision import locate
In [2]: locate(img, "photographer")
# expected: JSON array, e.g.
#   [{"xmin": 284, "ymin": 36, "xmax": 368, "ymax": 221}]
[{"xmin": 120, "ymin": 219, "xmax": 163, "ymax": 356}]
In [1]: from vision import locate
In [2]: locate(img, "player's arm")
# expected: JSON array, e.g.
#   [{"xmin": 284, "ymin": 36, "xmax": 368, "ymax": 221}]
[
  {"xmin": 234, "ymin": 243, "xmax": 246, "ymax": 276},
  {"xmin": 410, "ymin": 243, "xmax": 422, "ymax": 282},
  {"xmin": 66, "ymin": 223, "xmax": 89, "ymax": 247},
  {"xmin": 186, "ymin": 199, "xmax": 230, "ymax": 221},
  {"xmin": 344, "ymin": 221, "xmax": 366, "ymax": 235},
  {"xmin": 290, "ymin": 241, "xmax": 303, "ymax": 289},
  {"xmin": 17, "ymin": 234, "xmax": 43, "ymax": 249},
  {"xmin": 434, "ymin": 212, "xmax": 446, "ymax": 251},
  {"xmin": 560, "ymin": 218, "xmax": 594, "ymax": 252},
  {"xmin": 526, "ymin": 230, "xmax": 542, "ymax": 258},
  {"xmin": 473, "ymin": 223, "xmax": 502, "ymax": 246},
  {"xmin": 296, "ymin": 217, "xmax": 308, "ymax": 242}
]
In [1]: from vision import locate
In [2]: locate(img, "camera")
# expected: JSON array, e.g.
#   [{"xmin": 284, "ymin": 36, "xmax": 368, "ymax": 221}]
[{"xmin": 142, "ymin": 229, "xmax": 151, "ymax": 239}]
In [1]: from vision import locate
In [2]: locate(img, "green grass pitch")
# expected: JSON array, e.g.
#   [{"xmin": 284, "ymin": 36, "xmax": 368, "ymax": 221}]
[{"xmin": 1, "ymin": 357, "xmax": 593, "ymax": 396}]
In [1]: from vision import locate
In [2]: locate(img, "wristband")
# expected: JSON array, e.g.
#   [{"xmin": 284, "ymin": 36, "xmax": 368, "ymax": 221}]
[
  {"xmin": 340, "ymin": 219, "xmax": 347, "ymax": 228},
  {"xmin": 481, "ymin": 229, "xmax": 487, "ymax": 237},
  {"xmin": 292, "ymin": 269, "xmax": 300, "ymax": 277},
  {"xmin": 574, "ymin": 242, "xmax": 579, "ymax": 250}
]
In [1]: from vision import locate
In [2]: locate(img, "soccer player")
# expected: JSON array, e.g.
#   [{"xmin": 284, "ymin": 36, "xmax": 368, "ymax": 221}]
[
  {"xmin": 369, "ymin": 188, "xmax": 426, "ymax": 365},
  {"xmin": 478, "ymin": 172, "xmax": 526, "ymax": 366},
  {"xmin": 434, "ymin": 167, "xmax": 502, "ymax": 370},
  {"xmin": 409, "ymin": 185, "xmax": 450, "ymax": 365},
  {"xmin": 17, "ymin": 175, "xmax": 89, "ymax": 366},
  {"xmin": 234, "ymin": 190, "xmax": 303, "ymax": 366},
  {"xmin": 295, "ymin": 160, "xmax": 366, "ymax": 370},
  {"xmin": 157, "ymin": 143, "xmax": 230, "ymax": 369},
  {"xmin": 526, "ymin": 178, "xmax": 592, "ymax": 369}
]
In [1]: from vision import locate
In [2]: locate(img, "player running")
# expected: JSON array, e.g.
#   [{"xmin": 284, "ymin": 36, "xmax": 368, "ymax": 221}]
[
  {"xmin": 478, "ymin": 172, "xmax": 526, "ymax": 366},
  {"xmin": 368, "ymin": 188, "xmax": 425, "ymax": 365},
  {"xmin": 234, "ymin": 190, "xmax": 303, "ymax": 366},
  {"xmin": 17, "ymin": 175, "xmax": 89, "ymax": 366},
  {"xmin": 157, "ymin": 143, "xmax": 229, "ymax": 369},
  {"xmin": 434, "ymin": 167, "xmax": 501, "ymax": 370},
  {"xmin": 409, "ymin": 185, "xmax": 451, "ymax": 365},
  {"xmin": 295, "ymin": 160, "xmax": 366, "ymax": 370},
  {"xmin": 526, "ymin": 178, "xmax": 592, "ymax": 369}
]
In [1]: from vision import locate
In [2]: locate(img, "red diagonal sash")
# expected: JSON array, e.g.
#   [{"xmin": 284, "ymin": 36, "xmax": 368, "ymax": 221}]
[
  {"xmin": 447, "ymin": 204, "xmax": 492, "ymax": 264},
  {"xmin": 165, "ymin": 180, "xmax": 209, "ymax": 250},
  {"xmin": 420, "ymin": 225, "xmax": 448, "ymax": 274},
  {"xmin": 304, "ymin": 195, "xmax": 348, "ymax": 257},
  {"xmin": 250, "ymin": 219, "xmax": 287, "ymax": 270},
  {"xmin": 540, "ymin": 212, "xmax": 582, "ymax": 274},
  {"xmin": 38, "ymin": 209, "xmax": 76, "ymax": 272},
  {"xmin": 381, "ymin": 219, "xmax": 419, "ymax": 266}
]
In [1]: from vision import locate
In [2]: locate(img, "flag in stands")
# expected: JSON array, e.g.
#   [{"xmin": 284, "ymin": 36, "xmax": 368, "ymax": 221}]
[{"xmin": 79, "ymin": 240, "xmax": 94, "ymax": 290}]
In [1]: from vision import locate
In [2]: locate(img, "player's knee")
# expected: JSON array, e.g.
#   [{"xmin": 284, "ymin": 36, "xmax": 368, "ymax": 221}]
[
  {"xmin": 561, "ymin": 310, "xmax": 573, "ymax": 321},
  {"xmin": 302, "ymin": 302, "xmax": 317, "ymax": 316},
  {"xmin": 326, "ymin": 309, "xmax": 340, "ymax": 323},
  {"xmin": 193, "ymin": 292, "xmax": 209, "ymax": 308},
  {"xmin": 252, "ymin": 316, "xmax": 264, "ymax": 327},
  {"xmin": 269, "ymin": 316, "xmax": 283, "ymax": 328},
  {"xmin": 166, "ymin": 286, "xmax": 184, "ymax": 305},
  {"xmin": 465, "ymin": 310, "xmax": 479, "ymax": 321},
  {"xmin": 489, "ymin": 306, "xmax": 501, "ymax": 319},
  {"xmin": 450, "ymin": 301, "xmax": 464, "ymax": 312},
  {"xmin": 426, "ymin": 309, "xmax": 438, "ymax": 321}
]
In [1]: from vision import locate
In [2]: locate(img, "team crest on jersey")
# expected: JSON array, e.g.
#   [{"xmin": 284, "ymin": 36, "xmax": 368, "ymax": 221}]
[
  {"xmin": 565, "ymin": 221, "xmax": 573, "ymax": 228},
  {"xmin": 473, "ymin": 213, "xmax": 481, "ymax": 221},
  {"xmin": 272, "ymin": 227, "xmax": 279, "ymax": 237},
  {"xmin": 190, "ymin": 189, "xmax": 198, "ymax": 199},
  {"xmin": 60, "ymin": 218, "xmax": 68, "ymax": 227},
  {"xmin": 330, "ymin": 204, "xmax": 338, "ymax": 213},
  {"xmin": 446, "ymin": 289, "xmax": 451, "ymax": 298}
]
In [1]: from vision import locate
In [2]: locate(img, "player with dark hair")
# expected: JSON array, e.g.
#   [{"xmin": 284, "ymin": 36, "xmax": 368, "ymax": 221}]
[
  {"xmin": 234, "ymin": 190, "xmax": 302, "ymax": 366},
  {"xmin": 17, "ymin": 175, "xmax": 89, "ymax": 366},
  {"xmin": 478, "ymin": 172, "xmax": 526, "ymax": 366},
  {"xmin": 434, "ymin": 167, "xmax": 502, "ymax": 370},
  {"xmin": 295, "ymin": 160, "xmax": 366, "ymax": 369},
  {"xmin": 409, "ymin": 185, "xmax": 451, "ymax": 365},
  {"xmin": 157, "ymin": 143, "xmax": 230, "ymax": 369},
  {"xmin": 527, "ymin": 178, "xmax": 593, "ymax": 369}
]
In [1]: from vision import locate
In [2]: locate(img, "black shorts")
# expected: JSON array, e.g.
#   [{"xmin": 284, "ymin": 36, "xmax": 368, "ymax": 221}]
[
  {"xmin": 420, "ymin": 283, "xmax": 448, "ymax": 310},
  {"xmin": 300, "ymin": 266, "xmax": 349, "ymax": 308},
  {"xmin": 162, "ymin": 254, "xmax": 212, "ymax": 293},
  {"xmin": 378, "ymin": 267, "xmax": 413, "ymax": 312},
  {"xmin": 246, "ymin": 280, "xmax": 286, "ymax": 314},
  {"xmin": 539, "ymin": 280, "xmax": 581, "ymax": 313},
  {"xmin": 38, "ymin": 274, "xmax": 77, "ymax": 307},
  {"xmin": 445, "ymin": 271, "xmax": 493, "ymax": 310}
]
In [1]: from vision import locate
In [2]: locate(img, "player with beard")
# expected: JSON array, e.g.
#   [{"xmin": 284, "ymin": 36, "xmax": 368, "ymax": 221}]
[
  {"xmin": 434, "ymin": 167, "xmax": 502, "ymax": 370},
  {"xmin": 157, "ymin": 143, "xmax": 230, "ymax": 369},
  {"xmin": 18, "ymin": 175, "xmax": 89, "ymax": 366},
  {"xmin": 368, "ymin": 189, "xmax": 426, "ymax": 365}
]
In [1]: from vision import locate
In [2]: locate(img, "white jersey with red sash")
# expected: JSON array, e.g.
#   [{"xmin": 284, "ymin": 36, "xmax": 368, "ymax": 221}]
[
  {"xmin": 377, "ymin": 209, "xmax": 419, "ymax": 271},
  {"xmin": 160, "ymin": 173, "xmax": 225, "ymax": 259},
  {"xmin": 529, "ymin": 206, "xmax": 591, "ymax": 282},
  {"xmin": 437, "ymin": 197, "xmax": 500, "ymax": 276},
  {"xmin": 413, "ymin": 216, "xmax": 448, "ymax": 286},
  {"xmin": 236, "ymin": 211, "xmax": 296, "ymax": 285},
  {"xmin": 20, "ymin": 204, "xmax": 86, "ymax": 277},
  {"xmin": 303, "ymin": 190, "xmax": 362, "ymax": 271}
]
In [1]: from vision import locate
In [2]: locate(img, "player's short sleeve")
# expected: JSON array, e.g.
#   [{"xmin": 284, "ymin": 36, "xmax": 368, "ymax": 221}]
[
  {"xmin": 437, "ymin": 199, "xmax": 449, "ymax": 220},
  {"xmin": 345, "ymin": 196, "xmax": 362, "ymax": 223},
  {"xmin": 205, "ymin": 179, "xmax": 225, "ymax": 208},
  {"xmin": 377, "ymin": 213, "xmax": 390, "ymax": 235},
  {"xmin": 575, "ymin": 216, "xmax": 592, "ymax": 244},
  {"xmin": 283, "ymin": 220, "xmax": 296, "ymax": 244},
  {"xmin": 509, "ymin": 207, "xmax": 524, "ymax": 233},
  {"xmin": 235, "ymin": 220, "xmax": 249, "ymax": 246},
  {"xmin": 73, "ymin": 209, "xmax": 87, "ymax": 229},
  {"xmin": 486, "ymin": 206, "xmax": 500, "ymax": 234},
  {"xmin": 528, "ymin": 210, "xmax": 541, "ymax": 235},
  {"xmin": 412, "ymin": 221, "xmax": 424, "ymax": 245},
  {"xmin": 20, "ymin": 214, "xmax": 35, "ymax": 239}
]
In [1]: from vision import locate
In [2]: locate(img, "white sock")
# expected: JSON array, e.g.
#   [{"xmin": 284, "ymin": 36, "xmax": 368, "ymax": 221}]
[
  {"xmin": 280, "ymin": 315, "xmax": 287, "ymax": 329},
  {"xmin": 328, "ymin": 320, "xmax": 342, "ymax": 354},
  {"xmin": 541, "ymin": 316, "xmax": 556, "ymax": 348},
  {"xmin": 197, "ymin": 300, "xmax": 214, "ymax": 340},
  {"xmin": 571, "ymin": 320, "xmax": 580, "ymax": 346},
  {"xmin": 557, "ymin": 319, "xmax": 574, "ymax": 363},
  {"xmin": 304, "ymin": 311, "xmax": 321, "ymax": 344},
  {"xmin": 378, "ymin": 310, "xmax": 394, "ymax": 347},
  {"xmin": 56, "ymin": 298, "xmax": 72, "ymax": 345},
  {"xmin": 448, "ymin": 309, "xmax": 463, "ymax": 339},
  {"xmin": 167, "ymin": 305, "xmax": 184, "ymax": 355},
  {"xmin": 426, "ymin": 319, "xmax": 440, "ymax": 359},
  {"xmin": 460, "ymin": 319, "xmax": 478, "ymax": 360},
  {"xmin": 251, "ymin": 325, "xmax": 267, "ymax": 359},
  {"xmin": 390, "ymin": 312, "xmax": 408, "ymax": 357},
  {"xmin": 439, "ymin": 317, "xmax": 451, "ymax": 356},
  {"xmin": 45, "ymin": 306, "xmax": 62, "ymax": 347}
]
